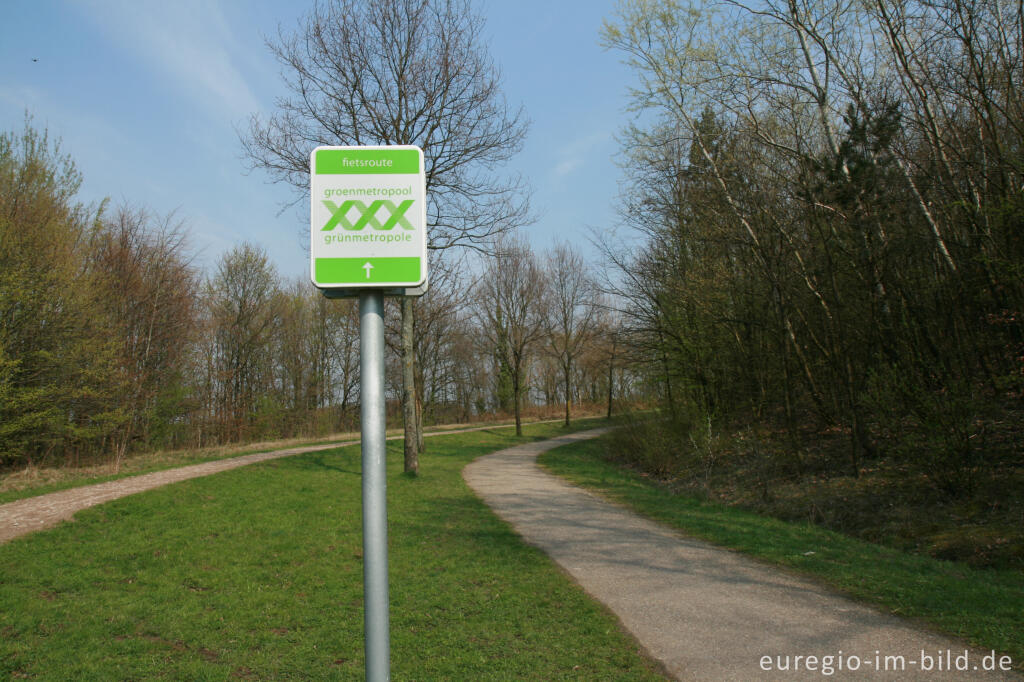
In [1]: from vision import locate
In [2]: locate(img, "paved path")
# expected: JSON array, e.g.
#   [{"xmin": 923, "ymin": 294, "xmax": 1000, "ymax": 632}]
[
  {"xmin": 0, "ymin": 421, "xmax": 555, "ymax": 545},
  {"xmin": 463, "ymin": 428, "xmax": 1020, "ymax": 681}
]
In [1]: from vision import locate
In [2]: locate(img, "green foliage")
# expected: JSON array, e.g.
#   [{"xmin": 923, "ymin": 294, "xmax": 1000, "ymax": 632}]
[
  {"xmin": 0, "ymin": 117, "xmax": 124, "ymax": 466},
  {"xmin": 0, "ymin": 120, "xmax": 206, "ymax": 469},
  {"xmin": 608, "ymin": 410, "xmax": 716, "ymax": 480},
  {"xmin": 143, "ymin": 373, "xmax": 194, "ymax": 451}
]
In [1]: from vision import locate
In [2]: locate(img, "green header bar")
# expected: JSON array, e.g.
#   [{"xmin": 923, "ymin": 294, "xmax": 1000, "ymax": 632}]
[
  {"xmin": 315, "ymin": 257, "xmax": 422, "ymax": 285},
  {"xmin": 315, "ymin": 149, "xmax": 420, "ymax": 175}
]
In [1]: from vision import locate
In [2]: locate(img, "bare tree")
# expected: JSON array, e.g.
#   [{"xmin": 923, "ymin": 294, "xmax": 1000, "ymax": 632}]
[
  {"xmin": 241, "ymin": 0, "xmax": 530, "ymax": 473},
  {"xmin": 205, "ymin": 244, "xmax": 282, "ymax": 442},
  {"xmin": 383, "ymin": 253, "xmax": 467, "ymax": 464},
  {"xmin": 90, "ymin": 204, "xmax": 198, "ymax": 469},
  {"xmin": 409, "ymin": 254, "xmax": 470, "ymax": 429},
  {"xmin": 474, "ymin": 235, "xmax": 548, "ymax": 435},
  {"xmin": 544, "ymin": 243, "xmax": 599, "ymax": 426}
]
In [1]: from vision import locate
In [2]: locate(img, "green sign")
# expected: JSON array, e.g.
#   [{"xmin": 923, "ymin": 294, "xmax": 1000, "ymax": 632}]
[
  {"xmin": 321, "ymin": 200, "xmax": 415, "ymax": 231},
  {"xmin": 315, "ymin": 148, "xmax": 421, "ymax": 175},
  {"xmin": 310, "ymin": 146, "xmax": 427, "ymax": 290}
]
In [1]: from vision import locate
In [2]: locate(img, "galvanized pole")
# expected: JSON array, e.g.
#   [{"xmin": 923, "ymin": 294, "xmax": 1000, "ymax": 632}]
[{"xmin": 359, "ymin": 290, "xmax": 389, "ymax": 681}]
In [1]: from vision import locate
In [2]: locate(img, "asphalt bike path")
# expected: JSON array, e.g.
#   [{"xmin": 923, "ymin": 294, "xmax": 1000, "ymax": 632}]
[
  {"xmin": 0, "ymin": 421, "xmax": 557, "ymax": 545},
  {"xmin": 462, "ymin": 427, "xmax": 1020, "ymax": 681}
]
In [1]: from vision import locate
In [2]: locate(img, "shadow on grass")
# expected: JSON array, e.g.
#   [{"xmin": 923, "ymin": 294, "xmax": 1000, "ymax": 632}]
[{"xmin": 267, "ymin": 450, "xmax": 361, "ymax": 477}]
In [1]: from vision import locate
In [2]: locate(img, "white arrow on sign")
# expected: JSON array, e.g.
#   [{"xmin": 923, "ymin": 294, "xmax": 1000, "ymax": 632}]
[{"xmin": 362, "ymin": 261, "xmax": 374, "ymax": 279}]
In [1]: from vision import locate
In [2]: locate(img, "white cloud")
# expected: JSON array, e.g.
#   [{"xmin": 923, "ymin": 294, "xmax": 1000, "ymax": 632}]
[
  {"xmin": 550, "ymin": 130, "xmax": 610, "ymax": 179},
  {"xmin": 554, "ymin": 158, "xmax": 582, "ymax": 177},
  {"xmin": 74, "ymin": 0, "xmax": 261, "ymax": 122}
]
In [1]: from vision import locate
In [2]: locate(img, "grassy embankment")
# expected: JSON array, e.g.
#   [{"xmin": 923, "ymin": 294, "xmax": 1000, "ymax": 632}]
[
  {"xmin": 0, "ymin": 415, "xmax": 570, "ymax": 506},
  {"xmin": 538, "ymin": 434, "xmax": 1024, "ymax": 671},
  {"xmin": 0, "ymin": 419, "xmax": 665, "ymax": 680}
]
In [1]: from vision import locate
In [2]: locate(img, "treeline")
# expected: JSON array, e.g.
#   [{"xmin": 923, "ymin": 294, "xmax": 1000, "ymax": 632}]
[
  {"xmin": 0, "ymin": 123, "xmax": 196, "ymax": 469},
  {"xmin": 0, "ymin": 120, "xmax": 637, "ymax": 469},
  {"xmin": 603, "ymin": 0, "xmax": 1023, "ymax": 496}
]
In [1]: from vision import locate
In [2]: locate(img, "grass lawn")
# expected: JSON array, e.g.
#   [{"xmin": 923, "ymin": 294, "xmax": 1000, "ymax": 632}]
[
  {"xmin": 0, "ymin": 419, "xmax": 665, "ymax": 680},
  {"xmin": 538, "ymin": 434, "xmax": 1024, "ymax": 671},
  {"xmin": 0, "ymin": 417, "xmax": 568, "ymax": 506}
]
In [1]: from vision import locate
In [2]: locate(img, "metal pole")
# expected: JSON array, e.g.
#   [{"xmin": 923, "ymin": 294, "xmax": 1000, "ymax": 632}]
[{"xmin": 359, "ymin": 290, "xmax": 389, "ymax": 681}]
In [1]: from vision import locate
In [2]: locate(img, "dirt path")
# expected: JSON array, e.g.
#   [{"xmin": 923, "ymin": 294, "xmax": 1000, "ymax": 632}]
[
  {"xmin": 463, "ymin": 428, "xmax": 1020, "ymax": 681},
  {"xmin": 0, "ymin": 421, "xmax": 551, "ymax": 545},
  {"xmin": 0, "ymin": 441, "xmax": 359, "ymax": 545}
]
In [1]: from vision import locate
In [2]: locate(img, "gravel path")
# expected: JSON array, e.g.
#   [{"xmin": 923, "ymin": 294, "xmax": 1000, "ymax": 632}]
[
  {"xmin": 463, "ymin": 428, "xmax": 1020, "ymax": 681},
  {"xmin": 0, "ymin": 421, "xmax": 552, "ymax": 546},
  {"xmin": 0, "ymin": 440, "xmax": 358, "ymax": 545}
]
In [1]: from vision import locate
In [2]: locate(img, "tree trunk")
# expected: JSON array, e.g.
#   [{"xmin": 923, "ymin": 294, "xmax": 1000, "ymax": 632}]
[
  {"xmin": 401, "ymin": 297, "xmax": 419, "ymax": 475},
  {"xmin": 415, "ymin": 390, "xmax": 425, "ymax": 452},
  {"xmin": 513, "ymin": 368, "xmax": 523, "ymax": 436},
  {"xmin": 564, "ymin": 358, "xmax": 572, "ymax": 426},
  {"xmin": 661, "ymin": 343, "xmax": 676, "ymax": 416},
  {"xmin": 606, "ymin": 337, "xmax": 615, "ymax": 419}
]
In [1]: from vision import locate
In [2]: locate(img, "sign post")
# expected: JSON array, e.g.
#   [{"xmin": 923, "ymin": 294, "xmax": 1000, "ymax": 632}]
[
  {"xmin": 358, "ymin": 289, "xmax": 388, "ymax": 682},
  {"xmin": 311, "ymin": 145, "xmax": 427, "ymax": 682}
]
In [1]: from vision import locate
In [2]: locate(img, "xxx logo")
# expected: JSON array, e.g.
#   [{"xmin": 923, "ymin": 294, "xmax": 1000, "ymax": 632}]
[{"xmin": 321, "ymin": 200, "xmax": 415, "ymax": 231}]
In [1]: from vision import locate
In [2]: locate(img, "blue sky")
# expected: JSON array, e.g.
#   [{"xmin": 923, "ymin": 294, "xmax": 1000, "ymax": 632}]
[{"xmin": 0, "ymin": 0, "xmax": 635, "ymax": 280}]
